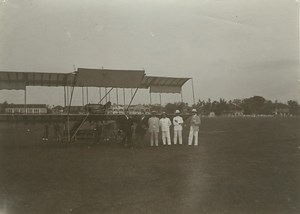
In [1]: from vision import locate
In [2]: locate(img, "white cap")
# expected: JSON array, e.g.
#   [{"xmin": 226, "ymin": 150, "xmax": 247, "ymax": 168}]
[
  {"xmin": 175, "ymin": 110, "xmax": 180, "ymax": 114},
  {"xmin": 192, "ymin": 109, "xmax": 197, "ymax": 113}
]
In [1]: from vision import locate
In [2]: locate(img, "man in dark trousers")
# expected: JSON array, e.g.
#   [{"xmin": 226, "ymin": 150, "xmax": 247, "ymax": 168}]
[
  {"xmin": 135, "ymin": 111, "xmax": 148, "ymax": 148},
  {"xmin": 119, "ymin": 110, "xmax": 133, "ymax": 147}
]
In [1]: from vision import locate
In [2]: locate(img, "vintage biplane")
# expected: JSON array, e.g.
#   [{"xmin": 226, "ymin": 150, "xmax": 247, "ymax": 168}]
[{"xmin": 0, "ymin": 68, "xmax": 195, "ymax": 143}]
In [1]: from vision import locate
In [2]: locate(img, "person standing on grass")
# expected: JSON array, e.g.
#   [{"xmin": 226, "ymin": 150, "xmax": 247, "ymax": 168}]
[
  {"xmin": 94, "ymin": 121, "xmax": 102, "ymax": 144},
  {"xmin": 42, "ymin": 123, "xmax": 49, "ymax": 141},
  {"xmin": 148, "ymin": 111, "xmax": 160, "ymax": 146},
  {"xmin": 53, "ymin": 122, "xmax": 63, "ymax": 143},
  {"xmin": 148, "ymin": 111, "xmax": 159, "ymax": 146},
  {"xmin": 135, "ymin": 110, "xmax": 148, "ymax": 148},
  {"xmin": 188, "ymin": 109, "xmax": 201, "ymax": 146},
  {"xmin": 119, "ymin": 110, "xmax": 134, "ymax": 147},
  {"xmin": 159, "ymin": 112, "xmax": 172, "ymax": 146},
  {"xmin": 173, "ymin": 110, "xmax": 183, "ymax": 145}
]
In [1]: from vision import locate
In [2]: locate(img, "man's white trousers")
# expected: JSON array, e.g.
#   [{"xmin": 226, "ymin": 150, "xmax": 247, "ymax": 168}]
[
  {"xmin": 174, "ymin": 130, "xmax": 182, "ymax": 145},
  {"xmin": 162, "ymin": 131, "xmax": 171, "ymax": 145},
  {"xmin": 188, "ymin": 126, "xmax": 198, "ymax": 146},
  {"xmin": 150, "ymin": 131, "xmax": 159, "ymax": 146}
]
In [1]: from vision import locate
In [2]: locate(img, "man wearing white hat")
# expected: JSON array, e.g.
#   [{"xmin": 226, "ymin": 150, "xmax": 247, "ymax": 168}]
[
  {"xmin": 159, "ymin": 112, "xmax": 172, "ymax": 145},
  {"xmin": 188, "ymin": 109, "xmax": 201, "ymax": 146},
  {"xmin": 173, "ymin": 110, "xmax": 183, "ymax": 145}
]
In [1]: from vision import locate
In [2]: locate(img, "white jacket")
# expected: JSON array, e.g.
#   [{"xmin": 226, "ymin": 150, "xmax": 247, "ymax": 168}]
[
  {"xmin": 148, "ymin": 117, "xmax": 160, "ymax": 132},
  {"xmin": 159, "ymin": 117, "xmax": 171, "ymax": 132},
  {"xmin": 173, "ymin": 116, "xmax": 183, "ymax": 131}
]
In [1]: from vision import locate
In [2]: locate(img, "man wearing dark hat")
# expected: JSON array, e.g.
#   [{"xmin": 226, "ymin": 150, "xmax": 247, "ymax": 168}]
[
  {"xmin": 119, "ymin": 110, "xmax": 134, "ymax": 147},
  {"xmin": 159, "ymin": 112, "xmax": 172, "ymax": 145},
  {"xmin": 148, "ymin": 111, "xmax": 160, "ymax": 146},
  {"xmin": 188, "ymin": 109, "xmax": 201, "ymax": 146},
  {"xmin": 135, "ymin": 110, "xmax": 148, "ymax": 148}
]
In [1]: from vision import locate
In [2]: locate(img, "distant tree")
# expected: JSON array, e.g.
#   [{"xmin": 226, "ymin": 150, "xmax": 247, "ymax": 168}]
[
  {"xmin": 164, "ymin": 103, "xmax": 177, "ymax": 114},
  {"xmin": 163, "ymin": 102, "xmax": 186, "ymax": 114},
  {"xmin": 261, "ymin": 100, "xmax": 274, "ymax": 115},
  {"xmin": 195, "ymin": 99, "xmax": 205, "ymax": 114},
  {"xmin": 232, "ymin": 99, "xmax": 242, "ymax": 107},
  {"xmin": 287, "ymin": 100, "xmax": 299, "ymax": 115},
  {"xmin": 275, "ymin": 102, "xmax": 289, "ymax": 109},
  {"xmin": 150, "ymin": 104, "xmax": 162, "ymax": 113},
  {"xmin": 149, "ymin": 97, "xmax": 299, "ymax": 116},
  {"xmin": 242, "ymin": 96, "xmax": 265, "ymax": 115},
  {"xmin": 214, "ymin": 98, "xmax": 228, "ymax": 115},
  {"xmin": 202, "ymin": 99, "xmax": 212, "ymax": 115}
]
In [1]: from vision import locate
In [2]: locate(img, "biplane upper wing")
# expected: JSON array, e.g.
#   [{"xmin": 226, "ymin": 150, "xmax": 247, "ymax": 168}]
[
  {"xmin": 76, "ymin": 68, "xmax": 145, "ymax": 88},
  {"xmin": 140, "ymin": 76, "xmax": 190, "ymax": 93}
]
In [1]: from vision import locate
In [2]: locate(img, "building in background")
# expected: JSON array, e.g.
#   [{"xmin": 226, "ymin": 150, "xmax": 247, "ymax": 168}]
[{"xmin": 5, "ymin": 104, "xmax": 48, "ymax": 114}]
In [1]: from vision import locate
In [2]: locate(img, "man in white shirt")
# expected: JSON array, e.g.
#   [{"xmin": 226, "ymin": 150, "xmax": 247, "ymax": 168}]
[
  {"xmin": 148, "ymin": 111, "xmax": 160, "ymax": 146},
  {"xmin": 173, "ymin": 110, "xmax": 183, "ymax": 145},
  {"xmin": 188, "ymin": 109, "xmax": 201, "ymax": 146},
  {"xmin": 159, "ymin": 112, "xmax": 172, "ymax": 145}
]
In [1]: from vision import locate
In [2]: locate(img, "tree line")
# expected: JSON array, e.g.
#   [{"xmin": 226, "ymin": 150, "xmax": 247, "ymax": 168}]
[
  {"xmin": 1, "ymin": 96, "xmax": 299, "ymax": 116},
  {"xmin": 157, "ymin": 96, "xmax": 300, "ymax": 116}
]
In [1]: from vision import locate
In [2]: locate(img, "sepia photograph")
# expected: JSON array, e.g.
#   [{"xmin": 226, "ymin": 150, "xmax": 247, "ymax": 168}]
[{"xmin": 0, "ymin": 0, "xmax": 299, "ymax": 213}]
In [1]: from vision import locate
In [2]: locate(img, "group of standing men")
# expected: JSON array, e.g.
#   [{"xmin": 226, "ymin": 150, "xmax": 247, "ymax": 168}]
[{"xmin": 119, "ymin": 109, "xmax": 201, "ymax": 148}]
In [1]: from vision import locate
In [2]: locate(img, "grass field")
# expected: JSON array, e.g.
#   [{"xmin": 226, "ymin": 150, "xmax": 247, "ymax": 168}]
[{"xmin": 0, "ymin": 117, "xmax": 299, "ymax": 214}]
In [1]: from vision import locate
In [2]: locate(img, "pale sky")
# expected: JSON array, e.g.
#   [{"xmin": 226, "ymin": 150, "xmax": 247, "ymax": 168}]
[{"xmin": 0, "ymin": 0, "xmax": 299, "ymax": 105}]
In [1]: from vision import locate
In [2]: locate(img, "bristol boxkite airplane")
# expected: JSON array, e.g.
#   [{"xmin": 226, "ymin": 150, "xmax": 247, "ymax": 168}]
[{"xmin": 0, "ymin": 68, "xmax": 195, "ymax": 143}]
